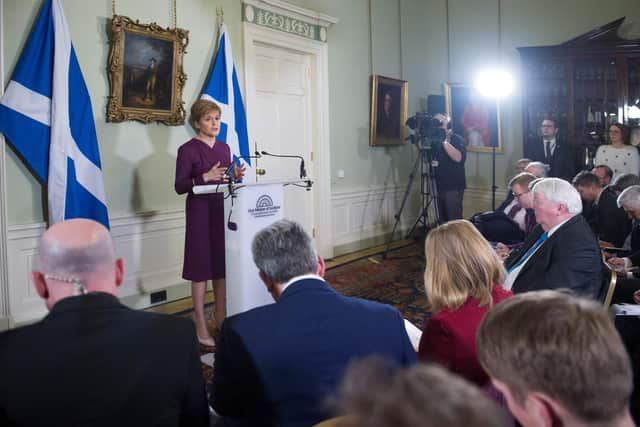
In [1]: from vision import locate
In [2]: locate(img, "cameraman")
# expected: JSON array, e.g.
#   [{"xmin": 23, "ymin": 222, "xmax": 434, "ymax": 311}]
[{"xmin": 433, "ymin": 114, "xmax": 466, "ymax": 222}]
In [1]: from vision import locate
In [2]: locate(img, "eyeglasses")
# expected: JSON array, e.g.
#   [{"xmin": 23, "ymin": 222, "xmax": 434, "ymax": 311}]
[
  {"xmin": 541, "ymin": 124, "xmax": 555, "ymax": 128},
  {"xmin": 512, "ymin": 190, "xmax": 530, "ymax": 199}
]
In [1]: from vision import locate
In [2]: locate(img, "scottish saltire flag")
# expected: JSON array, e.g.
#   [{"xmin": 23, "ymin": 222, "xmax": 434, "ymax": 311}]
[
  {"xmin": 201, "ymin": 23, "xmax": 252, "ymax": 176},
  {"xmin": 0, "ymin": 0, "xmax": 109, "ymax": 228}
]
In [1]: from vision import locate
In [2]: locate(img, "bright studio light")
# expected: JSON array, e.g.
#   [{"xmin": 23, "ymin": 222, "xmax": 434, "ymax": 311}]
[{"xmin": 475, "ymin": 69, "xmax": 514, "ymax": 98}]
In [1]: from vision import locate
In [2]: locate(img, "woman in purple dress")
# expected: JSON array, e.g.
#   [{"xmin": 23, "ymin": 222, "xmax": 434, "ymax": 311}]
[{"xmin": 175, "ymin": 99, "xmax": 245, "ymax": 347}]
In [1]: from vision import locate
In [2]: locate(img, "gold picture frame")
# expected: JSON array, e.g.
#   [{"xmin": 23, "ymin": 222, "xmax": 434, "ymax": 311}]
[
  {"xmin": 370, "ymin": 75, "xmax": 408, "ymax": 146},
  {"xmin": 444, "ymin": 83, "xmax": 503, "ymax": 153},
  {"xmin": 107, "ymin": 15, "xmax": 189, "ymax": 125}
]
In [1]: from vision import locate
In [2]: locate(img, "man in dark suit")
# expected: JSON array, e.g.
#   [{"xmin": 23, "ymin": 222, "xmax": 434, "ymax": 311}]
[
  {"xmin": 524, "ymin": 118, "xmax": 575, "ymax": 180},
  {"xmin": 608, "ymin": 186, "xmax": 640, "ymax": 272},
  {"xmin": 572, "ymin": 171, "xmax": 631, "ymax": 247},
  {"xmin": 504, "ymin": 178, "xmax": 602, "ymax": 298},
  {"xmin": 0, "ymin": 219, "xmax": 209, "ymax": 426},
  {"xmin": 210, "ymin": 219, "xmax": 416, "ymax": 427}
]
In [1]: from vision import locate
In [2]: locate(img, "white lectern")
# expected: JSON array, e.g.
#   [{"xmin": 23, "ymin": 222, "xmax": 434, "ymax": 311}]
[{"xmin": 194, "ymin": 179, "xmax": 312, "ymax": 316}]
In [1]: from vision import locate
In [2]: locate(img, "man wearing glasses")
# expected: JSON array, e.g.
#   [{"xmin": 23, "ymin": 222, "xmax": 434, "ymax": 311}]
[{"xmin": 525, "ymin": 118, "xmax": 575, "ymax": 180}]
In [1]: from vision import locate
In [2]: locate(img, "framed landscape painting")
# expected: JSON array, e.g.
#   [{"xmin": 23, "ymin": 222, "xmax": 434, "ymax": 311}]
[{"xmin": 107, "ymin": 15, "xmax": 189, "ymax": 125}]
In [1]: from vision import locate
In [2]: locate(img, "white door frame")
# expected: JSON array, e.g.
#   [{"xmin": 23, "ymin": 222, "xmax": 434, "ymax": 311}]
[{"xmin": 243, "ymin": 22, "xmax": 333, "ymax": 258}]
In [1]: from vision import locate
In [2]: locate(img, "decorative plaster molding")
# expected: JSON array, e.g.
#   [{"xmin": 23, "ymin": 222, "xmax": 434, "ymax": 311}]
[{"xmin": 243, "ymin": 0, "xmax": 338, "ymax": 42}]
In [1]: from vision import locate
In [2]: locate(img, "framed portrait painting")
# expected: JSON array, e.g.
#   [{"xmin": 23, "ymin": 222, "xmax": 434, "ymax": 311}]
[
  {"xmin": 107, "ymin": 15, "xmax": 189, "ymax": 125},
  {"xmin": 444, "ymin": 83, "xmax": 503, "ymax": 153},
  {"xmin": 370, "ymin": 75, "xmax": 408, "ymax": 146}
]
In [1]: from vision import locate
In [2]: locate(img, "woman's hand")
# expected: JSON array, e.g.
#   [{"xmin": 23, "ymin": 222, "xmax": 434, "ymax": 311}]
[
  {"xmin": 634, "ymin": 289, "xmax": 640, "ymax": 305},
  {"xmin": 202, "ymin": 161, "xmax": 226, "ymax": 183},
  {"xmin": 234, "ymin": 163, "xmax": 247, "ymax": 181}
]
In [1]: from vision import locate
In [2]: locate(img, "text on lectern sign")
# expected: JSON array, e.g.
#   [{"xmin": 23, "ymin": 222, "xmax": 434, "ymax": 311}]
[{"xmin": 249, "ymin": 194, "xmax": 281, "ymax": 218}]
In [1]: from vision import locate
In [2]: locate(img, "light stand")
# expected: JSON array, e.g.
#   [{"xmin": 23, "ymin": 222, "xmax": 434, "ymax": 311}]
[
  {"xmin": 475, "ymin": 70, "xmax": 513, "ymax": 211},
  {"xmin": 492, "ymin": 143, "xmax": 497, "ymax": 210}
]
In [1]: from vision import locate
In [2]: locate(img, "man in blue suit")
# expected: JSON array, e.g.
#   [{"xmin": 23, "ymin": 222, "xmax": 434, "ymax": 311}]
[{"xmin": 210, "ymin": 219, "xmax": 416, "ymax": 427}]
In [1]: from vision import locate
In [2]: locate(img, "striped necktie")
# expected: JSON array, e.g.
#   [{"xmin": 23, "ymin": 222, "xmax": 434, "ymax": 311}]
[{"xmin": 508, "ymin": 232, "xmax": 549, "ymax": 273}]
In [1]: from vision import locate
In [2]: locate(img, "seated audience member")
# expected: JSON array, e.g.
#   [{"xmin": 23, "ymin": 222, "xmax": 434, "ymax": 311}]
[
  {"xmin": 332, "ymin": 356, "xmax": 508, "ymax": 427},
  {"xmin": 592, "ymin": 164, "xmax": 614, "ymax": 186},
  {"xmin": 611, "ymin": 173, "xmax": 640, "ymax": 197},
  {"xmin": 524, "ymin": 161, "xmax": 549, "ymax": 178},
  {"xmin": 496, "ymin": 158, "xmax": 532, "ymax": 211},
  {"xmin": 471, "ymin": 172, "xmax": 537, "ymax": 245},
  {"xmin": 515, "ymin": 158, "xmax": 531, "ymax": 174},
  {"xmin": 477, "ymin": 290, "xmax": 634, "ymax": 427},
  {"xmin": 495, "ymin": 173, "xmax": 538, "ymax": 259},
  {"xmin": 0, "ymin": 219, "xmax": 209, "ymax": 426},
  {"xmin": 503, "ymin": 178, "xmax": 602, "ymax": 298},
  {"xmin": 572, "ymin": 171, "xmax": 631, "ymax": 247},
  {"xmin": 609, "ymin": 186, "xmax": 640, "ymax": 275},
  {"xmin": 418, "ymin": 220, "xmax": 511, "ymax": 386},
  {"xmin": 210, "ymin": 219, "xmax": 415, "ymax": 427}
]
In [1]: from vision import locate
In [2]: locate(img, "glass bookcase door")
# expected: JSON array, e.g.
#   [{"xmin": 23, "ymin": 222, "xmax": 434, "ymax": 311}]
[
  {"xmin": 524, "ymin": 60, "xmax": 568, "ymax": 140},
  {"xmin": 573, "ymin": 58, "xmax": 620, "ymax": 138},
  {"xmin": 627, "ymin": 57, "xmax": 640, "ymax": 127}
]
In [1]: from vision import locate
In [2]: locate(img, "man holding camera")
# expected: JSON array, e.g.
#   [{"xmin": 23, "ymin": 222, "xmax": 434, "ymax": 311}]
[{"xmin": 433, "ymin": 114, "xmax": 467, "ymax": 222}]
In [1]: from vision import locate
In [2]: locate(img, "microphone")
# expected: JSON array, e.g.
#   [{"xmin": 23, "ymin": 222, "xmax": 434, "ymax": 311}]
[
  {"xmin": 221, "ymin": 152, "xmax": 263, "ymax": 182},
  {"xmin": 261, "ymin": 151, "xmax": 307, "ymax": 179}
]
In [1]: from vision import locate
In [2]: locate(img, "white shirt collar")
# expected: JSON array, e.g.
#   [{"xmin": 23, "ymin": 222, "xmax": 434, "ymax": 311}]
[
  {"xmin": 546, "ymin": 215, "xmax": 573, "ymax": 237},
  {"xmin": 281, "ymin": 273, "xmax": 324, "ymax": 293}
]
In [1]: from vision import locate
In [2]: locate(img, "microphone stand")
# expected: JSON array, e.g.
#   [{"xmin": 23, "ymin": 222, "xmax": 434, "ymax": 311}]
[{"xmin": 260, "ymin": 150, "xmax": 307, "ymax": 179}]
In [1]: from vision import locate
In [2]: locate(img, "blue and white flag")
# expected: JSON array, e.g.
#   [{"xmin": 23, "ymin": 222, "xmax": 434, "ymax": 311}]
[
  {"xmin": 0, "ymin": 0, "xmax": 109, "ymax": 228},
  {"xmin": 201, "ymin": 23, "xmax": 252, "ymax": 175}
]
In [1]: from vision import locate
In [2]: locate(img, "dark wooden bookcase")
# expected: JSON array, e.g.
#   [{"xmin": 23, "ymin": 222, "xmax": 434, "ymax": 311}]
[{"xmin": 518, "ymin": 18, "xmax": 640, "ymax": 171}]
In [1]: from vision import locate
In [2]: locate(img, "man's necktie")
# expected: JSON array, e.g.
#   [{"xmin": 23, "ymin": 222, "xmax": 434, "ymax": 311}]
[
  {"xmin": 508, "ymin": 232, "xmax": 549, "ymax": 273},
  {"xmin": 545, "ymin": 140, "xmax": 552, "ymax": 163}
]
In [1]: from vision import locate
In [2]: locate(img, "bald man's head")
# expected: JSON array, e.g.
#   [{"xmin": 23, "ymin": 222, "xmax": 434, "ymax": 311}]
[{"xmin": 33, "ymin": 219, "xmax": 124, "ymax": 308}]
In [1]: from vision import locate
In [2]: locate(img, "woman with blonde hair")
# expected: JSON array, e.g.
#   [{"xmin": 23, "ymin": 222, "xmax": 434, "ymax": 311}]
[{"xmin": 418, "ymin": 220, "xmax": 511, "ymax": 386}]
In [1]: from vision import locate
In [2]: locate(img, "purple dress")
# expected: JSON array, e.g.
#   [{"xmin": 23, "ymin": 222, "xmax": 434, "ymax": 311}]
[{"xmin": 175, "ymin": 138, "xmax": 231, "ymax": 281}]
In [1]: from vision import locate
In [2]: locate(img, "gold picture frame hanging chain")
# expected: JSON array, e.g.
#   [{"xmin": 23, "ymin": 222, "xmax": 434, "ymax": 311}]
[{"xmin": 111, "ymin": 0, "xmax": 177, "ymax": 28}]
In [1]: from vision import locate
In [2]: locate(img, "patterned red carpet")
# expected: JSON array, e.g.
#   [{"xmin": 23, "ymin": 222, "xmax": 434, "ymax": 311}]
[{"xmin": 324, "ymin": 242, "xmax": 428, "ymax": 328}]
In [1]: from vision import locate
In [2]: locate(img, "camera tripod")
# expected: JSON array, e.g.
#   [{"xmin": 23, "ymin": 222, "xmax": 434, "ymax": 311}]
[{"xmin": 382, "ymin": 145, "xmax": 439, "ymax": 259}]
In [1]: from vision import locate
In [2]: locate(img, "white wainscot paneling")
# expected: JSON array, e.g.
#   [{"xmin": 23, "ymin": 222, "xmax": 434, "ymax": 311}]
[
  {"xmin": 6, "ymin": 210, "xmax": 187, "ymax": 325},
  {"xmin": 331, "ymin": 185, "xmax": 420, "ymax": 247}
]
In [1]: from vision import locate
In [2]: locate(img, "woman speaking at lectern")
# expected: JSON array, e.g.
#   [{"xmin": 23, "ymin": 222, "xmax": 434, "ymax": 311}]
[{"xmin": 175, "ymin": 99, "xmax": 245, "ymax": 347}]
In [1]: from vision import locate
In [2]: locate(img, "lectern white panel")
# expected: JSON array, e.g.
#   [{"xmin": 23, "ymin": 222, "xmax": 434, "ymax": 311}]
[
  {"xmin": 193, "ymin": 180, "xmax": 312, "ymax": 316},
  {"xmin": 224, "ymin": 182, "xmax": 284, "ymax": 316}
]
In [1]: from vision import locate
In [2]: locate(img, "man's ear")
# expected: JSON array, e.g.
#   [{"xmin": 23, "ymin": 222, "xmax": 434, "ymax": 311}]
[
  {"xmin": 114, "ymin": 258, "xmax": 125, "ymax": 287},
  {"xmin": 32, "ymin": 272, "xmax": 49, "ymax": 299},
  {"xmin": 317, "ymin": 256, "xmax": 326, "ymax": 277},
  {"xmin": 527, "ymin": 392, "xmax": 563, "ymax": 427},
  {"xmin": 259, "ymin": 270, "xmax": 274, "ymax": 293}
]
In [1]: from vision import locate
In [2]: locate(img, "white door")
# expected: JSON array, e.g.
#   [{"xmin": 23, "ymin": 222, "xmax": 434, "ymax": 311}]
[{"xmin": 247, "ymin": 41, "xmax": 315, "ymax": 236}]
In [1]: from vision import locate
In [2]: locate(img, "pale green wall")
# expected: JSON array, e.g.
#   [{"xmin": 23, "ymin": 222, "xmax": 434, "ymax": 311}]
[
  {"xmin": 3, "ymin": 0, "xmax": 244, "ymax": 224},
  {"xmin": 3, "ymin": 0, "xmax": 640, "ymax": 226}
]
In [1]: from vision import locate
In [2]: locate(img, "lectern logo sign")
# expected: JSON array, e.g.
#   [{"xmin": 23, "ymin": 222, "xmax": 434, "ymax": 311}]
[{"xmin": 249, "ymin": 194, "xmax": 281, "ymax": 218}]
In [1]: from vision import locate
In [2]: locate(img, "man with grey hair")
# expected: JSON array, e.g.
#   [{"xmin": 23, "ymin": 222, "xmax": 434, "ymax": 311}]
[
  {"xmin": 609, "ymin": 185, "xmax": 640, "ymax": 274},
  {"xmin": 0, "ymin": 219, "xmax": 209, "ymax": 426},
  {"xmin": 210, "ymin": 219, "xmax": 416, "ymax": 427},
  {"xmin": 524, "ymin": 160, "xmax": 549, "ymax": 178},
  {"xmin": 504, "ymin": 178, "xmax": 602, "ymax": 297}
]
